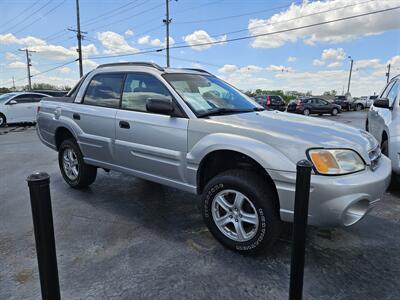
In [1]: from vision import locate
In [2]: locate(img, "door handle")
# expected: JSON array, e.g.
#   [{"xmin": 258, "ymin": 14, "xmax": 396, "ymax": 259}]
[
  {"xmin": 73, "ymin": 113, "xmax": 80, "ymax": 120},
  {"xmin": 119, "ymin": 120, "xmax": 130, "ymax": 129}
]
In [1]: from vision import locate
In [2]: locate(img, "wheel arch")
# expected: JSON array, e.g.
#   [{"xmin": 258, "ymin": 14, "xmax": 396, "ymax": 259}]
[
  {"xmin": 196, "ymin": 149, "xmax": 281, "ymax": 212},
  {"xmin": 55, "ymin": 126, "xmax": 77, "ymax": 150}
]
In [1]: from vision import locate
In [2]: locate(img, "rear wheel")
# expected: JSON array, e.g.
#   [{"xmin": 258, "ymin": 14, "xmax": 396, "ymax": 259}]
[
  {"xmin": 303, "ymin": 109, "xmax": 310, "ymax": 116},
  {"xmin": 202, "ymin": 169, "xmax": 282, "ymax": 255},
  {"xmin": 381, "ymin": 140, "xmax": 388, "ymax": 157},
  {"xmin": 356, "ymin": 104, "xmax": 363, "ymax": 111},
  {"xmin": 58, "ymin": 139, "xmax": 97, "ymax": 189},
  {"xmin": 0, "ymin": 114, "xmax": 6, "ymax": 127},
  {"xmin": 331, "ymin": 108, "xmax": 339, "ymax": 116}
]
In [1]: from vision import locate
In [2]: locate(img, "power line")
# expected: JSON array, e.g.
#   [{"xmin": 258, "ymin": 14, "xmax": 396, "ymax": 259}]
[
  {"xmin": 13, "ymin": 0, "xmax": 68, "ymax": 35},
  {"xmin": 0, "ymin": 0, "xmax": 41, "ymax": 29},
  {"xmin": 174, "ymin": 1, "xmax": 298, "ymax": 25},
  {"xmin": 2, "ymin": 0, "xmax": 53, "ymax": 34},
  {"xmin": 86, "ymin": 5, "xmax": 400, "ymax": 61},
  {"xmin": 31, "ymin": 59, "xmax": 78, "ymax": 77},
  {"xmin": 81, "ymin": 0, "xmax": 142, "ymax": 27}
]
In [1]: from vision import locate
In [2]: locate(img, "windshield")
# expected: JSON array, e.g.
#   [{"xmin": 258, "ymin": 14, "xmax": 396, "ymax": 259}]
[
  {"xmin": 163, "ymin": 73, "xmax": 260, "ymax": 116},
  {"xmin": 0, "ymin": 93, "xmax": 16, "ymax": 103}
]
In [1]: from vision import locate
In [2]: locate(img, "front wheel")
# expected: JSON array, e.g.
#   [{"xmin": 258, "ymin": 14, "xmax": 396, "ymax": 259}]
[
  {"xmin": 331, "ymin": 108, "xmax": 339, "ymax": 116},
  {"xmin": 202, "ymin": 170, "xmax": 282, "ymax": 255},
  {"xmin": 58, "ymin": 139, "xmax": 97, "ymax": 189},
  {"xmin": 0, "ymin": 114, "xmax": 6, "ymax": 127},
  {"xmin": 303, "ymin": 109, "xmax": 310, "ymax": 116},
  {"xmin": 356, "ymin": 104, "xmax": 363, "ymax": 111}
]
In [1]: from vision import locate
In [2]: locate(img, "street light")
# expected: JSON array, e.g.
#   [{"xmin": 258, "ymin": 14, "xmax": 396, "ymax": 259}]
[{"xmin": 346, "ymin": 55, "xmax": 354, "ymax": 95}]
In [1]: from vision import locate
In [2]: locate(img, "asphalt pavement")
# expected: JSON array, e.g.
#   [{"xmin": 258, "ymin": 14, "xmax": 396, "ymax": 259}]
[{"xmin": 0, "ymin": 111, "xmax": 399, "ymax": 299}]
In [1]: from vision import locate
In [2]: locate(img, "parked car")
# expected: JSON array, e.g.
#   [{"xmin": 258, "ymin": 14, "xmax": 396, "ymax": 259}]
[
  {"xmin": 254, "ymin": 95, "xmax": 286, "ymax": 111},
  {"xmin": 333, "ymin": 95, "xmax": 353, "ymax": 111},
  {"xmin": 367, "ymin": 75, "xmax": 400, "ymax": 184},
  {"xmin": 353, "ymin": 95, "xmax": 377, "ymax": 111},
  {"xmin": 33, "ymin": 90, "xmax": 68, "ymax": 97},
  {"xmin": 287, "ymin": 97, "xmax": 341, "ymax": 116},
  {"xmin": 0, "ymin": 92, "xmax": 50, "ymax": 126},
  {"xmin": 36, "ymin": 62, "xmax": 391, "ymax": 254}
]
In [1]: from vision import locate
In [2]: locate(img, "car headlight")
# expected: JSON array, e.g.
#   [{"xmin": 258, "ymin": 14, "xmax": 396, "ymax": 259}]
[{"xmin": 307, "ymin": 149, "xmax": 365, "ymax": 175}]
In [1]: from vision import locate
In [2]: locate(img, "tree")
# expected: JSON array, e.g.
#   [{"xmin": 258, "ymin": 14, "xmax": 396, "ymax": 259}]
[
  {"xmin": 0, "ymin": 87, "xmax": 11, "ymax": 94},
  {"xmin": 323, "ymin": 90, "xmax": 337, "ymax": 96}
]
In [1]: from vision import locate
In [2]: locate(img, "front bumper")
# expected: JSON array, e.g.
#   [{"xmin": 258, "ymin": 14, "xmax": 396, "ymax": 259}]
[{"xmin": 268, "ymin": 155, "xmax": 392, "ymax": 227}]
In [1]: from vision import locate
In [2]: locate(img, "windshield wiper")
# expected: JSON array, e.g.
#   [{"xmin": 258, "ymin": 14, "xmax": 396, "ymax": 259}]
[{"xmin": 197, "ymin": 108, "xmax": 255, "ymax": 118}]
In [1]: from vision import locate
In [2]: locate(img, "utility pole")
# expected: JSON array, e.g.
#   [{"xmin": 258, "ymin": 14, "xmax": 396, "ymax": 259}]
[
  {"xmin": 346, "ymin": 56, "xmax": 353, "ymax": 95},
  {"xmin": 163, "ymin": 0, "xmax": 171, "ymax": 67},
  {"xmin": 19, "ymin": 48, "xmax": 35, "ymax": 91},
  {"xmin": 386, "ymin": 64, "xmax": 391, "ymax": 83},
  {"xmin": 12, "ymin": 76, "xmax": 16, "ymax": 90},
  {"xmin": 69, "ymin": 0, "xmax": 85, "ymax": 77}
]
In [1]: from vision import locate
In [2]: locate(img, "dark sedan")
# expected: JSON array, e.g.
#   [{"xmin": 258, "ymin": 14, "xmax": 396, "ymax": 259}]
[
  {"xmin": 254, "ymin": 95, "xmax": 286, "ymax": 111},
  {"xmin": 287, "ymin": 97, "xmax": 341, "ymax": 116}
]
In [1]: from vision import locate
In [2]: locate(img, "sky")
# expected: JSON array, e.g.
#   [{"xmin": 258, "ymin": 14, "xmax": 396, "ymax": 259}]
[{"xmin": 0, "ymin": 0, "xmax": 399, "ymax": 96}]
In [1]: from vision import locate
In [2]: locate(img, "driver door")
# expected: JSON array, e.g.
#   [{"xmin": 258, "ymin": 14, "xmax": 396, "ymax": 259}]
[
  {"xmin": 115, "ymin": 73, "xmax": 188, "ymax": 183},
  {"xmin": 6, "ymin": 94, "xmax": 36, "ymax": 122}
]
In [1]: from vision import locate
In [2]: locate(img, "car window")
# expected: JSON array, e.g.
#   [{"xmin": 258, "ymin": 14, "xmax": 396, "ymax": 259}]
[
  {"xmin": 121, "ymin": 73, "xmax": 172, "ymax": 112},
  {"xmin": 318, "ymin": 99, "xmax": 329, "ymax": 105},
  {"xmin": 386, "ymin": 80, "xmax": 399, "ymax": 106},
  {"xmin": 13, "ymin": 94, "xmax": 33, "ymax": 103},
  {"xmin": 255, "ymin": 96, "xmax": 265, "ymax": 105},
  {"xmin": 29, "ymin": 94, "xmax": 47, "ymax": 102},
  {"xmin": 381, "ymin": 81, "xmax": 395, "ymax": 98},
  {"xmin": 83, "ymin": 73, "xmax": 124, "ymax": 108}
]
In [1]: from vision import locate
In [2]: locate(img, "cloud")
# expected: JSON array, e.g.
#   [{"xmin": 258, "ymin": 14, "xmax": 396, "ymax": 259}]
[
  {"xmin": 321, "ymin": 48, "xmax": 346, "ymax": 61},
  {"xmin": 82, "ymin": 59, "xmax": 99, "ymax": 69},
  {"xmin": 0, "ymin": 33, "xmax": 46, "ymax": 47},
  {"xmin": 288, "ymin": 56, "xmax": 297, "ymax": 62},
  {"xmin": 183, "ymin": 30, "xmax": 226, "ymax": 51},
  {"xmin": 5, "ymin": 52, "xmax": 20, "ymax": 61},
  {"xmin": 248, "ymin": 0, "xmax": 400, "ymax": 48},
  {"xmin": 266, "ymin": 64, "xmax": 293, "ymax": 72},
  {"xmin": 58, "ymin": 67, "xmax": 71, "ymax": 74},
  {"xmin": 327, "ymin": 62, "xmax": 342, "ymax": 68},
  {"xmin": 354, "ymin": 58, "xmax": 382, "ymax": 70},
  {"xmin": 8, "ymin": 61, "xmax": 26, "ymax": 69},
  {"xmin": 313, "ymin": 59, "xmax": 325, "ymax": 66},
  {"xmin": 218, "ymin": 64, "xmax": 264, "ymax": 74},
  {"xmin": 125, "ymin": 29, "xmax": 134, "ymax": 36},
  {"xmin": 137, "ymin": 35, "xmax": 175, "ymax": 47},
  {"xmin": 97, "ymin": 31, "xmax": 138, "ymax": 54}
]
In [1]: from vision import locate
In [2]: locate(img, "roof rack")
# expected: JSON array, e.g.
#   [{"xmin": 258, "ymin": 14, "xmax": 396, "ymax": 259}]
[
  {"xmin": 97, "ymin": 62, "xmax": 164, "ymax": 71},
  {"xmin": 182, "ymin": 68, "xmax": 211, "ymax": 74}
]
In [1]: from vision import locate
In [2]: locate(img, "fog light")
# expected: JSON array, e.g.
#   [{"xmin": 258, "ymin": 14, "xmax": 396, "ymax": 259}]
[{"xmin": 342, "ymin": 199, "xmax": 370, "ymax": 226}]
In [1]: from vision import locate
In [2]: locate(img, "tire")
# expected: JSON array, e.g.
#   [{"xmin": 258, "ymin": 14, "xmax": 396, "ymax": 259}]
[
  {"xmin": 331, "ymin": 108, "xmax": 339, "ymax": 116},
  {"xmin": 303, "ymin": 109, "xmax": 310, "ymax": 116},
  {"xmin": 381, "ymin": 140, "xmax": 388, "ymax": 157},
  {"xmin": 0, "ymin": 113, "xmax": 6, "ymax": 127},
  {"xmin": 318, "ymin": 113, "xmax": 323, "ymax": 116},
  {"xmin": 201, "ymin": 169, "xmax": 282, "ymax": 255},
  {"xmin": 356, "ymin": 104, "xmax": 363, "ymax": 111},
  {"xmin": 58, "ymin": 138, "xmax": 97, "ymax": 189}
]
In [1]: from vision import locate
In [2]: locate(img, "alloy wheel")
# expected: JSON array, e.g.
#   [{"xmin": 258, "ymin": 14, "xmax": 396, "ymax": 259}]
[
  {"xmin": 211, "ymin": 189, "xmax": 259, "ymax": 242},
  {"xmin": 62, "ymin": 148, "xmax": 79, "ymax": 180}
]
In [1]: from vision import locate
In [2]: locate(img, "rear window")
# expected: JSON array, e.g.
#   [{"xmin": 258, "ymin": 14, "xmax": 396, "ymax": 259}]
[{"xmin": 83, "ymin": 73, "xmax": 125, "ymax": 108}]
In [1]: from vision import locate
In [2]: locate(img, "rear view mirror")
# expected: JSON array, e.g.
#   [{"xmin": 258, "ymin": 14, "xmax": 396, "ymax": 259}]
[
  {"xmin": 7, "ymin": 100, "xmax": 17, "ymax": 105},
  {"xmin": 146, "ymin": 98, "xmax": 174, "ymax": 115},
  {"xmin": 373, "ymin": 98, "xmax": 390, "ymax": 109}
]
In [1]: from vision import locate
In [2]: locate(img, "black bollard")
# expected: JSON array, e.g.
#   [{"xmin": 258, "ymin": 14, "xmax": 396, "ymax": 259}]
[
  {"xmin": 27, "ymin": 172, "xmax": 61, "ymax": 300},
  {"xmin": 289, "ymin": 160, "xmax": 313, "ymax": 300}
]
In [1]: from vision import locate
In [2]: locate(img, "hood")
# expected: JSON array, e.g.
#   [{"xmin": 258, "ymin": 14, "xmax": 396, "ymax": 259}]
[{"xmin": 207, "ymin": 110, "xmax": 377, "ymax": 164}]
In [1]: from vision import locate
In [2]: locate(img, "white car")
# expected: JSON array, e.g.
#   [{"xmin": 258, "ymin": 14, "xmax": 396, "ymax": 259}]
[
  {"xmin": 0, "ymin": 92, "xmax": 50, "ymax": 127},
  {"xmin": 367, "ymin": 75, "xmax": 400, "ymax": 183}
]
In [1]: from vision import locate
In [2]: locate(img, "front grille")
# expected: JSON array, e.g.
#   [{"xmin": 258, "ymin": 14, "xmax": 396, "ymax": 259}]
[{"xmin": 369, "ymin": 145, "xmax": 382, "ymax": 171}]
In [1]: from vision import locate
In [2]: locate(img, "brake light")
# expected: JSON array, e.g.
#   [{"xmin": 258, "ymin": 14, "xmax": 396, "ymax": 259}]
[{"xmin": 266, "ymin": 96, "xmax": 271, "ymax": 106}]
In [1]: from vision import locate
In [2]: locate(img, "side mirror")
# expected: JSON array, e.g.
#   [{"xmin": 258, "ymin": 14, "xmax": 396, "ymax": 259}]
[
  {"xmin": 146, "ymin": 97, "xmax": 174, "ymax": 115},
  {"xmin": 7, "ymin": 100, "xmax": 17, "ymax": 105},
  {"xmin": 373, "ymin": 98, "xmax": 390, "ymax": 109}
]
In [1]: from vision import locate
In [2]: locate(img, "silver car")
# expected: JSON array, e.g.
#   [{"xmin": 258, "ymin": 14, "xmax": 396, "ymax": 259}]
[
  {"xmin": 36, "ymin": 62, "xmax": 392, "ymax": 254},
  {"xmin": 367, "ymin": 75, "xmax": 400, "ymax": 184}
]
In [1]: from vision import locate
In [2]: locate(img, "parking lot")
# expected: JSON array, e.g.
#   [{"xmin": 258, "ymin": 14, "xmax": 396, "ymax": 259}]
[{"xmin": 1, "ymin": 111, "xmax": 399, "ymax": 299}]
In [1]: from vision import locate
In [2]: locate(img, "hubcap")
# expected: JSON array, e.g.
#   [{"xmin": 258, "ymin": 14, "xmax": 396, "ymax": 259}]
[
  {"xmin": 62, "ymin": 148, "xmax": 79, "ymax": 180},
  {"xmin": 0, "ymin": 117, "xmax": 3, "ymax": 126},
  {"xmin": 304, "ymin": 110, "xmax": 310, "ymax": 116},
  {"xmin": 211, "ymin": 189, "xmax": 259, "ymax": 242}
]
